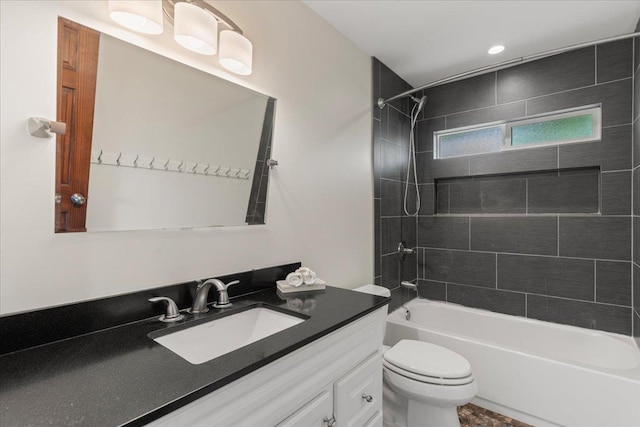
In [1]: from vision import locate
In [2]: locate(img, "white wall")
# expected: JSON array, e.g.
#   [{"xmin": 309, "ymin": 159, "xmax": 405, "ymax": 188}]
[{"xmin": 0, "ymin": 0, "xmax": 373, "ymax": 314}]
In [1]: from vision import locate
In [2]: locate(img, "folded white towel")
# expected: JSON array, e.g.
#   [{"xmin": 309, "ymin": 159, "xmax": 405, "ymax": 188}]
[
  {"xmin": 286, "ymin": 272, "xmax": 304, "ymax": 287},
  {"xmin": 296, "ymin": 267, "xmax": 317, "ymax": 285}
]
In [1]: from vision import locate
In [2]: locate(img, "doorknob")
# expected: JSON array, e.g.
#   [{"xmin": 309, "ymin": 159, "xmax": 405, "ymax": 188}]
[
  {"xmin": 55, "ymin": 193, "xmax": 62, "ymax": 205},
  {"xmin": 70, "ymin": 193, "xmax": 86, "ymax": 206}
]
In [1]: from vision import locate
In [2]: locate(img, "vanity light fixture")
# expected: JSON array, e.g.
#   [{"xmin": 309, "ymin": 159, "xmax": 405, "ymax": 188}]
[
  {"xmin": 107, "ymin": 0, "xmax": 253, "ymax": 75},
  {"xmin": 108, "ymin": 0, "xmax": 164, "ymax": 35},
  {"xmin": 488, "ymin": 45, "xmax": 505, "ymax": 55}
]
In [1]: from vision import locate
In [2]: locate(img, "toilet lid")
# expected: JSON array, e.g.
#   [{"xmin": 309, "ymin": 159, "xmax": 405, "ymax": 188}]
[{"xmin": 384, "ymin": 340, "xmax": 472, "ymax": 379}]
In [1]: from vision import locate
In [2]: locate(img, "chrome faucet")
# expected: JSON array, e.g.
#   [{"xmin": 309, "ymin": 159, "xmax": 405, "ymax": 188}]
[{"xmin": 190, "ymin": 278, "xmax": 240, "ymax": 313}]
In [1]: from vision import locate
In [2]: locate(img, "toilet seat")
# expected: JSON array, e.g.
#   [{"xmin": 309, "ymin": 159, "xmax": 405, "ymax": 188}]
[
  {"xmin": 383, "ymin": 340, "xmax": 474, "ymax": 386},
  {"xmin": 383, "ymin": 359, "xmax": 474, "ymax": 386}
]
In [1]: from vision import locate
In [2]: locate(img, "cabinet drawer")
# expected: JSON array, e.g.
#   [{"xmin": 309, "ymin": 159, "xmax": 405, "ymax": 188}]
[
  {"xmin": 277, "ymin": 389, "xmax": 333, "ymax": 427},
  {"xmin": 334, "ymin": 351, "xmax": 382, "ymax": 427},
  {"xmin": 364, "ymin": 410, "xmax": 383, "ymax": 427}
]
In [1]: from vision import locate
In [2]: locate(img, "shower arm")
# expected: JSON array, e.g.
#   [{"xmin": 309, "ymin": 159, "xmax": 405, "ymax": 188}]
[{"xmin": 377, "ymin": 30, "xmax": 640, "ymax": 109}]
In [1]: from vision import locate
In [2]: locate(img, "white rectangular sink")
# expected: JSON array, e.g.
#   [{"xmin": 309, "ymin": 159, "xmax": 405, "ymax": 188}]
[{"xmin": 153, "ymin": 307, "xmax": 305, "ymax": 364}]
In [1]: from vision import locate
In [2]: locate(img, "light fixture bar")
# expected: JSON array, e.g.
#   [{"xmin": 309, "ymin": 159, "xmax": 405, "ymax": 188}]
[{"xmin": 161, "ymin": 0, "xmax": 243, "ymax": 34}]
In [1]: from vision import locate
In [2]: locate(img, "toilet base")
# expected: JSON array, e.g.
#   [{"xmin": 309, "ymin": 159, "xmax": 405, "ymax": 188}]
[{"xmin": 407, "ymin": 400, "xmax": 460, "ymax": 427}]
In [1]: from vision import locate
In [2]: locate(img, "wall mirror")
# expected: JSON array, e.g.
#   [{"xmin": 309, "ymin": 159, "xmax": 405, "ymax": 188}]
[{"xmin": 55, "ymin": 18, "xmax": 275, "ymax": 233}]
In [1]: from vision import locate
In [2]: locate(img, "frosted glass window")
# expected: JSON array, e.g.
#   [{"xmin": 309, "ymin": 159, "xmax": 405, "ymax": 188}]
[
  {"xmin": 434, "ymin": 105, "xmax": 600, "ymax": 159},
  {"xmin": 436, "ymin": 126, "xmax": 503, "ymax": 159},
  {"xmin": 511, "ymin": 115, "xmax": 594, "ymax": 146}
]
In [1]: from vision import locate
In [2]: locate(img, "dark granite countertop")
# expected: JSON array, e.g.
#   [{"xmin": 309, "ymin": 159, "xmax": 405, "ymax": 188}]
[{"xmin": 0, "ymin": 286, "xmax": 388, "ymax": 426}]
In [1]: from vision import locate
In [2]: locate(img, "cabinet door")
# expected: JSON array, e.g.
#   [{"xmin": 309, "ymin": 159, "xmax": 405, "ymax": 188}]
[
  {"xmin": 277, "ymin": 389, "xmax": 333, "ymax": 427},
  {"xmin": 334, "ymin": 351, "xmax": 382, "ymax": 427}
]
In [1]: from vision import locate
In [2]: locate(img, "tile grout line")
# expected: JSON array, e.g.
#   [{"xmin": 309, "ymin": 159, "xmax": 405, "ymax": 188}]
[
  {"xmin": 594, "ymin": 260, "xmax": 597, "ymax": 302},
  {"xmin": 594, "ymin": 45, "xmax": 598, "ymax": 85}
]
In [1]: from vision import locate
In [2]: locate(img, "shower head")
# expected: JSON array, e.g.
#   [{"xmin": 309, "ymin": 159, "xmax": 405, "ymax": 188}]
[{"xmin": 409, "ymin": 95, "xmax": 427, "ymax": 115}]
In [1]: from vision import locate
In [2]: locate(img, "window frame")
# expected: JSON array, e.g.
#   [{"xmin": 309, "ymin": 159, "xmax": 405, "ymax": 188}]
[{"xmin": 433, "ymin": 104, "xmax": 602, "ymax": 159}]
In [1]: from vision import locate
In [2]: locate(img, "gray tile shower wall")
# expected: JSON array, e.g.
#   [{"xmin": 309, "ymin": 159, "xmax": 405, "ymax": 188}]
[
  {"xmin": 406, "ymin": 39, "xmax": 635, "ymax": 335},
  {"xmin": 372, "ymin": 58, "xmax": 417, "ymax": 309},
  {"xmin": 633, "ymin": 36, "xmax": 640, "ymax": 340}
]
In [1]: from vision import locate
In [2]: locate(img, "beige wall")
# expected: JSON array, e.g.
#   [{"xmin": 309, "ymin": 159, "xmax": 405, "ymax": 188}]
[{"xmin": 0, "ymin": 1, "xmax": 373, "ymax": 314}]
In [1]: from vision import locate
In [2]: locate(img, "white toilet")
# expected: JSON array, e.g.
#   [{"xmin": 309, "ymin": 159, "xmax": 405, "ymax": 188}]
[{"xmin": 354, "ymin": 285, "xmax": 478, "ymax": 427}]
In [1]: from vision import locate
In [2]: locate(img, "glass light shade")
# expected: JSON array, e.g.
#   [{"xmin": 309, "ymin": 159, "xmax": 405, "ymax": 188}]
[
  {"xmin": 174, "ymin": 2, "xmax": 218, "ymax": 55},
  {"xmin": 108, "ymin": 0, "xmax": 163, "ymax": 35},
  {"xmin": 219, "ymin": 30, "xmax": 253, "ymax": 75}
]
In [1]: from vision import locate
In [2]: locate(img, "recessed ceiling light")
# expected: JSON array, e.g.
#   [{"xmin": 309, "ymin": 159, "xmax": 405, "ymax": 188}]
[{"xmin": 488, "ymin": 45, "xmax": 505, "ymax": 55}]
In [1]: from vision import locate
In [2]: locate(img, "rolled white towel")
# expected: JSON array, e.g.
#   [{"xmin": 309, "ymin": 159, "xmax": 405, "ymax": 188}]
[
  {"xmin": 296, "ymin": 267, "xmax": 317, "ymax": 285},
  {"xmin": 286, "ymin": 272, "xmax": 304, "ymax": 287}
]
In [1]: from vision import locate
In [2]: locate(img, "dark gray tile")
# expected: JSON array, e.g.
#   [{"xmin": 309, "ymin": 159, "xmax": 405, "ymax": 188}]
[
  {"xmin": 380, "ymin": 62, "xmax": 410, "ymax": 114},
  {"xmin": 381, "ymin": 254, "xmax": 399, "ymax": 290},
  {"xmin": 418, "ymin": 184, "xmax": 435, "ymax": 215},
  {"xmin": 436, "ymin": 183, "xmax": 449, "ymax": 214},
  {"xmin": 596, "ymin": 261, "xmax": 631, "ymax": 306},
  {"xmin": 417, "ymin": 248, "xmax": 425, "ymax": 279},
  {"xmin": 634, "ymin": 310, "xmax": 640, "ymax": 339},
  {"xmin": 402, "ymin": 216, "xmax": 417, "ymax": 249},
  {"xmin": 634, "ymin": 264, "xmax": 640, "ymax": 315},
  {"xmin": 559, "ymin": 217, "xmax": 631, "ymax": 261},
  {"xmin": 526, "ymin": 78, "xmax": 632, "ymax": 127},
  {"xmin": 527, "ymin": 295, "xmax": 632, "ymax": 335},
  {"xmin": 559, "ymin": 125, "xmax": 632, "ymax": 172},
  {"xmin": 635, "ymin": 37, "xmax": 640, "ymax": 75},
  {"xmin": 635, "ymin": 217, "xmax": 640, "ymax": 265},
  {"xmin": 469, "ymin": 145, "xmax": 557, "ymax": 176},
  {"xmin": 634, "ymin": 168, "xmax": 640, "ymax": 216},
  {"xmin": 596, "ymin": 39, "xmax": 633, "ymax": 84},
  {"xmin": 449, "ymin": 178, "xmax": 526, "ymax": 214},
  {"xmin": 418, "ymin": 153, "xmax": 470, "ymax": 184},
  {"xmin": 634, "ymin": 116, "xmax": 640, "ymax": 168},
  {"xmin": 497, "ymin": 47, "xmax": 595, "ymax": 103},
  {"xmin": 601, "ymin": 171, "xmax": 631, "ymax": 215},
  {"xmin": 373, "ymin": 120, "xmax": 381, "ymax": 198},
  {"xmin": 528, "ymin": 172, "xmax": 599, "ymax": 214},
  {"xmin": 471, "ymin": 217, "xmax": 558, "ymax": 256},
  {"xmin": 446, "ymin": 101, "xmax": 526, "ymax": 129},
  {"xmin": 416, "ymin": 117, "xmax": 446, "ymax": 152},
  {"xmin": 374, "ymin": 199, "xmax": 380, "ymax": 277},
  {"xmin": 389, "ymin": 286, "xmax": 417, "ymax": 312},
  {"xmin": 423, "ymin": 249, "xmax": 496, "ymax": 288},
  {"xmin": 423, "ymin": 72, "xmax": 496, "ymax": 119},
  {"xmin": 417, "ymin": 279, "xmax": 446, "ymax": 301},
  {"xmin": 381, "ymin": 217, "xmax": 401, "ymax": 255},
  {"xmin": 447, "ymin": 284, "xmax": 526, "ymax": 317},
  {"xmin": 635, "ymin": 67, "xmax": 640, "ymax": 123},
  {"xmin": 373, "ymin": 58, "xmax": 381, "ymax": 120},
  {"xmin": 401, "ymin": 252, "xmax": 417, "ymax": 282},
  {"xmin": 418, "ymin": 216, "xmax": 469, "ymax": 250},
  {"xmin": 380, "ymin": 140, "xmax": 408, "ymax": 182},
  {"xmin": 381, "ymin": 179, "xmax": 402, "ymax": 216},
  {"xmin": 498, "ymin": 254, "xmax": 594, "ymax": 300},
  {"xmin": 382, "ymin": 106, "xmax": 410, "ymax": 147}
]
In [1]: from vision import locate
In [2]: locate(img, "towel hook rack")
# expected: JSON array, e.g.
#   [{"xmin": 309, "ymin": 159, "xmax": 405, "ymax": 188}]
[
  {"xmin": 97, "ymin": 150, "xmax": 103, "ymax": 164},
  {"xmin": 116, "ymin": 152, "xmax": 122, "ymax": 166}
]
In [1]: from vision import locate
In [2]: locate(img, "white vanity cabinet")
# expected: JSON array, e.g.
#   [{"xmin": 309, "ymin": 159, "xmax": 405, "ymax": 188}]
[{"xmin": 149, "ymin": 307, "xmax": 386, "ymax": 427}]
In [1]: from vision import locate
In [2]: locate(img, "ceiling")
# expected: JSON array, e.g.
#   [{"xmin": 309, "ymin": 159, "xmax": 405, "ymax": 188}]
[{"xmin": 304, "ymin": 1, "xmax": 640, "ymax": 88}]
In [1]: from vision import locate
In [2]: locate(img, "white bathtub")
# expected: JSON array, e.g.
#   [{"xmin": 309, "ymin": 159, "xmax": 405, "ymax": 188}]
[{"xmin": 384, "ymin": 299, "xmax": 640, "ymax": 427}]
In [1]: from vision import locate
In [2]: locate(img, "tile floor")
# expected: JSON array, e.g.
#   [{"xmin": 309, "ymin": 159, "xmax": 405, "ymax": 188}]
[{"xmin": 458, "ymin": 403, "xmax": 533, "ymax": 427}]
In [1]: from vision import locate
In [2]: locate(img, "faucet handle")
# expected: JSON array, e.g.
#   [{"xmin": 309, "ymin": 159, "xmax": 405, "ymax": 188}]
[
  {"xmin": 213, "ymin": 280, "xmax": 240, "ymax": 308},
  {"xmin": 149, "ymin": 297, "xmax": 185, "ymax": 322},
  {"xmin": 225, "ymin": 280, "xmax": 240, "ymax": 290}
]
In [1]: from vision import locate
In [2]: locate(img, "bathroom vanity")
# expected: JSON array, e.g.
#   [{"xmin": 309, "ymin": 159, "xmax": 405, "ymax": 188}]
[{"xmin": 0, "ymin": 265, "xmax": 388, "ymax": 426}]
